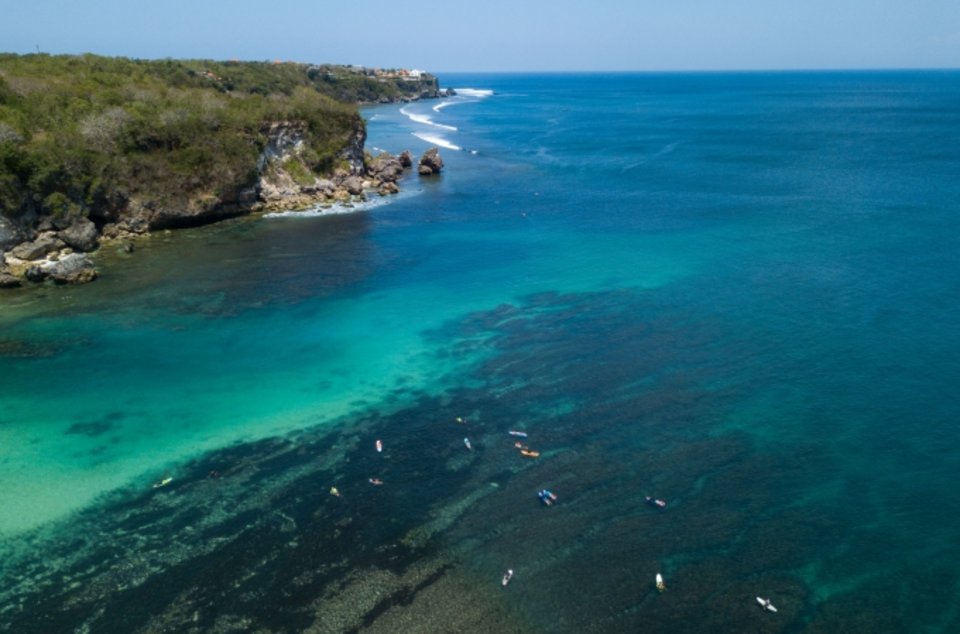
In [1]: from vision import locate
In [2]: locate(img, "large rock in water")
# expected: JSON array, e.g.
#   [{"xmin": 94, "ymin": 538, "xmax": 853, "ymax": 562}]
[
  {"xmin": 418, "ymin": 147, "xmax": 444, "ymax": 176},
  {"xmin": 40, "ymin": 253, "xmax": 99, "ymax": 285}
]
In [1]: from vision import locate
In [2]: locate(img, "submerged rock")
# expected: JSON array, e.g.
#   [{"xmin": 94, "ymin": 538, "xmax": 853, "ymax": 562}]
[{"xmin": 378, "ymin": 182, "xmax": 400, "ymax": 196}]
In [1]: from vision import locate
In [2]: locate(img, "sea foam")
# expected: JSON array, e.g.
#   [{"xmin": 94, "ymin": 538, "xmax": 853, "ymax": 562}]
[
  {"xmin": 412, "ymin": 132, "xmax": 462, "ymax": 151},
  {"xmin": 400, "ymin": 106, "xmax": 458, "ymax": 131},
  {"xmin": 453, "ymin": 88, "xmax": 494, "ymax": 98}
]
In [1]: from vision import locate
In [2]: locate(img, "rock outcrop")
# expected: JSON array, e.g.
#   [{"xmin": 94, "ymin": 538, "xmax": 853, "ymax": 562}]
[
  {"xmin": 9, "ymin": 234, "xmax": 65, "ymax": 261},
  {"xmin": 57, "ymin": 217, "xmax": 100, "ymax": 252},
  {"xmin": 0, "ymin": 217, "xmax": 25, "ymax": 252},
  {"xmin": 40, "ymin": 253, "xmax": 100, "ymax": 285},
  {"xmin": 367, "ymin": 153, "xmax": 405, "ymax": 184},
  {"xmin": 418, "ymin": 147, "xmax": 444, "ymax": 176}
]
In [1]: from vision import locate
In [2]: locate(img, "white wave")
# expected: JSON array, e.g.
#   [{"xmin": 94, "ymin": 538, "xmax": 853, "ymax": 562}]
[
  {"xmin": 432, "ymin": 101, "xmax": 455, "ymax": 112},
  {"xmin": 453, "ymin": 88, "xmax": 494, "ymax": 98},
  {"xmin": 400, "ymin": 106, "xmax": 458, "ymax": 131},
  {"xmin": 412, "ymin": 132, "xmax": 461, "ymax": 151}
]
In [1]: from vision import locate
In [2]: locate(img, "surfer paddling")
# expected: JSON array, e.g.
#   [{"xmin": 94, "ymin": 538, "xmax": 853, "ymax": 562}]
[
  {"xmin": 645, "ymin": 496, "xmax": 667, "ymax": 508},
  {"xmin": 655, "ymin": 573, "xmax": 666, "ymax": 592}
]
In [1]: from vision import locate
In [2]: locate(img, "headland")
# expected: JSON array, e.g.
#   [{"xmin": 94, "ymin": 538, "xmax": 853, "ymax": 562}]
[{"xmin": 0, "ymin": 54, "xmax": 450, "ymax": 288}]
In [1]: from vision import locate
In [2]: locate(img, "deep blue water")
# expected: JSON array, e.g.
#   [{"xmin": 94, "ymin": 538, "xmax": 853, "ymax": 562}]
[{"xmin": 2, "ymin": 71, "xmax": 960, "ymax": 632}]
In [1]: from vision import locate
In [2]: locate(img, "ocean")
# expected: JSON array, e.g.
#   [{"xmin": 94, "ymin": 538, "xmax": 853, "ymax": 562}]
[{"xmin": 2, "ymin": 71, "xmax": 960, "ymax": 632}]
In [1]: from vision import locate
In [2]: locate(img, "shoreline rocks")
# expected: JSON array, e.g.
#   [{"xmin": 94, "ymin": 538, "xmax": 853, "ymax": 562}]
[{"xmin": 0, "ymin": 144, "xmax": 421, "ymax": 288}]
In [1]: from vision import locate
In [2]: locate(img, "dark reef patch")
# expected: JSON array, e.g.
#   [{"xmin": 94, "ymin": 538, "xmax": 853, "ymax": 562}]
[{"xmin": 65, "ymin": 421, "xmax": 113, "ymax": 437}]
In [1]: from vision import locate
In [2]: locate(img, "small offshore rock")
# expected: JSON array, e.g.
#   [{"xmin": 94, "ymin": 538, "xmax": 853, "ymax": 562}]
[
  {"xmin": 418, "ymin": 147, "xmax": 443, "ymax": 176},
  {"xmin": 399, "ymin": 150, "xmax": 413, "ymax": 168}
]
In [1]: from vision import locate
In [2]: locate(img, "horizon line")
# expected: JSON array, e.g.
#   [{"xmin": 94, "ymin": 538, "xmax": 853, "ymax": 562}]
[{"xmin": 3, "ymin": 52, "xmax": 958, "ymax": 76}]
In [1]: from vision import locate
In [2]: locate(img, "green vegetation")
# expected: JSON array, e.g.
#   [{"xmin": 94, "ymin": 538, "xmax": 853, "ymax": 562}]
[{"xmin": 0, "ymin": 54, "xmax": 435, "ymax": 223}]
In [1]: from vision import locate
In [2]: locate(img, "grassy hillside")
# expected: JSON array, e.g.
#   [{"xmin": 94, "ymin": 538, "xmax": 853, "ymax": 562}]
[{"xmin": 0, "ymin": 54, "xmax": 434, "ymax": 224}]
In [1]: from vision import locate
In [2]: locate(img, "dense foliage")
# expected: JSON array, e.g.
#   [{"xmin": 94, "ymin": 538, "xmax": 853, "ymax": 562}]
[{"xmin": 0, "ymin": 54, "xmax": 432, "ymax": 222}]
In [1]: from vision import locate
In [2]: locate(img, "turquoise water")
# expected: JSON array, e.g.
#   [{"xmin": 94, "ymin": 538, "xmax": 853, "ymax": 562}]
[{"xmin": 3, "ymin": 71, "xmax": 960, "ymax": 632}]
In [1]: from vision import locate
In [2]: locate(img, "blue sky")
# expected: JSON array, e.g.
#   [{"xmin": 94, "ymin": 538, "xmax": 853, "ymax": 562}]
[{"xmin": 2, "ymin": 0, "xmax": 959, "ymax": 71}]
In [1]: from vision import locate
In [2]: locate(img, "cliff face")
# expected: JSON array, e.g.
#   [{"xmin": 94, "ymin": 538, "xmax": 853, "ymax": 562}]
[
  {"xmin": 0, "ymin": 116, "xmax": 423, "ymax": 288},
  {"xmin": 256, "ymin": 119, "xmax": 368, "ymax": 211}
]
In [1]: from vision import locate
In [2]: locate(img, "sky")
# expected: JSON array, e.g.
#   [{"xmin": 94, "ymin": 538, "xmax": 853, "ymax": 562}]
[{"xmin": 1, "ymin": 0, "xmax": 959, "ymax": 72}]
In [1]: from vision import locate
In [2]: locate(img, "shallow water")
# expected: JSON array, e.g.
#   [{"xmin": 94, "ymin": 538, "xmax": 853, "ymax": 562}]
[{"xmin": 3, "ymin": 71, "xmax": 960, "ymax": 632}]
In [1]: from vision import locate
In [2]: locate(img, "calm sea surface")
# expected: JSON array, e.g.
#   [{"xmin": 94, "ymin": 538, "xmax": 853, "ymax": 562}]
[{"xmin": 3, "ymin": 71, "xmax": 960, "ymax": 632}]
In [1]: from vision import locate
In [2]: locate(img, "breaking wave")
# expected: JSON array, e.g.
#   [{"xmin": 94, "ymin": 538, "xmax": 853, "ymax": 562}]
[
  {"xmin": 400, "ymin": 106, "xmax": 458, "ymax": 131},
  {"xmin": 412, "ymin": 132, "xmax": 462, "ymax": 151},
  {"xmin": 452, "ymin": 88, "xmax": 494, "ymax": 98}
]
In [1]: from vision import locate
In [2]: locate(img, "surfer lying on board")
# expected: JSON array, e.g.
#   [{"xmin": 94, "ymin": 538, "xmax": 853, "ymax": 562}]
[{"xmin": 538, "ymin": 489, "xmax": 558, "ymax": 506}]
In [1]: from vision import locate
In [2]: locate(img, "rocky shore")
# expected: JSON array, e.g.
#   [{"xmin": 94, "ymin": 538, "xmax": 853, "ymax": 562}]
[{"xmin": 0, "ymin": 136, "xmax": 445, "ymax": 289}]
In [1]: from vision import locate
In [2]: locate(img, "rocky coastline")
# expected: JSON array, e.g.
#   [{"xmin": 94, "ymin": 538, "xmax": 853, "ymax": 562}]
[
  {"xmin": 0, "ymin": 55, "xmax": 456, "ymax": 290},
  {"xmin": 0, "ymin": 127, "xmax": 446, "ymax": 290}
]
